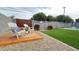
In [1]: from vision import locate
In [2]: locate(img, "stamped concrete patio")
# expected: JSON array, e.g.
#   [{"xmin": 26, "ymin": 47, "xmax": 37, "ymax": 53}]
[{"xmin": 0, "ymin": 31, "xmax": 77, "ymax": 51}]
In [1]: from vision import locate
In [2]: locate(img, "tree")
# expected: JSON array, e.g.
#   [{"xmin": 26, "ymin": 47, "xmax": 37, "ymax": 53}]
[
  {"xmin": 56, "ymin": 15, "xmax": 73, "ymax": 23},
  {"xmin": 76, "ymin": 18, "xmax": 79, "ymax": 22},
  {"xmin": 64, "ymin": 16, "xmax": 73, "ymax": 23},
  {"xmin": 47, "ymin": 15, "xmax": 56, "ymax": 21},
  {"xmin": 56, "ymin": 15, "xmax": 64, "ymax": 22},
  {"xmin": 32, "ymin": 12, "xmax": 47, "ymax": 21}
]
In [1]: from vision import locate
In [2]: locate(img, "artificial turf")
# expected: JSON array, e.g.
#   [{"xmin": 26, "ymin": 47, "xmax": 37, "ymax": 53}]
[{"xmin": 42, "ymin": 29, "xmax": 79, "ymax": 49}]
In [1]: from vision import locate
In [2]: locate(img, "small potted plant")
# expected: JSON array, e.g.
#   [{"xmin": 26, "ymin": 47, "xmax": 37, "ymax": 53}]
[
  {"xmin": 47, "ymin": 25, "xmax": 53, "ymax": 30},
  {"xmin": 34, "ymin": 24, "xmax": 40, "ymax": 31}
]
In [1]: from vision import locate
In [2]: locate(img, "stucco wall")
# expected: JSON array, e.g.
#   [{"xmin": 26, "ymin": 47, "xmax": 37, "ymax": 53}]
[{"xmin": 0, "ymin": 13, "xmax": 12, "ymax": 33}]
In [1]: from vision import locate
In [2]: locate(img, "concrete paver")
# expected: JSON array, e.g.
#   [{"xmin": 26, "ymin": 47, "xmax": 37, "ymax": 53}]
[{"xmin": 0, "ymin": 31, "xmax": 77, "ymax": 51}]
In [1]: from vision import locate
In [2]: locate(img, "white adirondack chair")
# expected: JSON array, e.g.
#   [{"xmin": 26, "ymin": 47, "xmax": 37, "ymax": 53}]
[
  {"xmin": 8, "ymin": 23, "xmax": 30, "ymax": 39},
  {"xmin": 8, "ymin": 22, "xmax": 21, "ymax": 39}
]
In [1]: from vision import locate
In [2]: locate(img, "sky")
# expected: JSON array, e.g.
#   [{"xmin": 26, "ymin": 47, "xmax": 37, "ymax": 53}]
[
  {"xmin": 0, "ymin": 0, "xmax": 79, "ymax": 19},
  {"xmin": 0, "ymin": 7, "xmax": 51, "ymax": 19}
]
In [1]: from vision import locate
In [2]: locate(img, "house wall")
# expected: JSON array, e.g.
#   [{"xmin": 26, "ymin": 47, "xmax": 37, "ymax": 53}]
[{"xmin": 0, "ymin": 13, "xmax": 12, "ymax": 34}]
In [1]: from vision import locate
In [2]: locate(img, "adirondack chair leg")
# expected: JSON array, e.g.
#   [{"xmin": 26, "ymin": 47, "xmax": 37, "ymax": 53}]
[{"xmin": 16, "ymin": 35, "xmax": 19, "ymax": 39}]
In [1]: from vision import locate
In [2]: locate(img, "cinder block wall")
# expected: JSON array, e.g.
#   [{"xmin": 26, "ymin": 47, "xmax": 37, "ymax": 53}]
[
  {"xmin": 32, "ymin": 20, "xmax": 72, "ymax": 30},
  {"xmin": 16, "ymin": 19, "xmax": 32, "ymax": 28}
]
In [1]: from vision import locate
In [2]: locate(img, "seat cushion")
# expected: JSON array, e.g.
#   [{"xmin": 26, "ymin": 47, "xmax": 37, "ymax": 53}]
[{"xmin": 11, "ymin": 27, "xmax": 20, "ymax": 33}]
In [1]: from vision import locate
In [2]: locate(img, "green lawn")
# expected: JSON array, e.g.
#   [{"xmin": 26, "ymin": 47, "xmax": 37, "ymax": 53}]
[{"xmin": 42, "ymin": 29, "xmax": 79, "ymax": 49}]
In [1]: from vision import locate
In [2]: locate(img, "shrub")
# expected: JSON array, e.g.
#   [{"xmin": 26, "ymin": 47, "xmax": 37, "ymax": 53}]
[
  {"xmin": 34, "ymin": 24, "xmax": 40, "ymax": 30},
  {"xmin": 47, "ymin": 25, "xmax": 53, "ymax": 30}
]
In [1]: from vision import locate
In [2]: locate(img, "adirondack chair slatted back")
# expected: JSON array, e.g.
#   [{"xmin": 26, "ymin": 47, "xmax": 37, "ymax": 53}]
[{"xmin": 8, "ymin": 22, "xmax": 20, "ymax": 38}]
